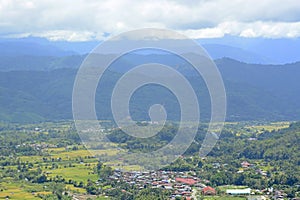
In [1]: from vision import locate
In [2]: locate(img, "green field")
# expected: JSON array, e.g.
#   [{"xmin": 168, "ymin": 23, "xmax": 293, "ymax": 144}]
[
  {"xmin": 0, "ymin": 121, "xmax": 299, "ymax": 199},
  {"xmin": 48, "ymin": 163, "xmax": 98, "ymax": 183},
  {"xmin": 203, "ymin": 197, "xmax": 247, "ymax": 200},
  {"xmin": 0, "ymin": 181, "xmax": 49, "ymax": 200}
]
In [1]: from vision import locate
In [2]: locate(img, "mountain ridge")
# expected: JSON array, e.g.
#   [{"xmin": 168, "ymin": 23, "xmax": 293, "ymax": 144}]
[
  {"xmin": 2, "ymin": 36, "xmax": 300, "ymax": 64},
  {"xmin": 0, "ymin": 57, "xmax": 299, "ymax": 123}
]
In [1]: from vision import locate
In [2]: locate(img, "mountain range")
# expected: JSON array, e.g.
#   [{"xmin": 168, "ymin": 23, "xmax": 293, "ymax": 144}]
[
  {"xmin": 0, "ymin": 52, "xmax": 299, "ymax": 122},
  {"xmin": 2, "ymin": 36, "xmax": 300, "ymax": 64},
  {"xmin": 1, "ymin": 36, "xmax": 300, "ymax": 122}
]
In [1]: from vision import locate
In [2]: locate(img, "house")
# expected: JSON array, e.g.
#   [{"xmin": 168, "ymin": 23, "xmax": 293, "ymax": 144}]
[
  {"xmin": 164, "ymin": 185, "xmax": 173, "ymax": 190},
  {"xmin": 175, "ymin": 178, "xmax": 197, "ymax": 185},
  {"xmin": 202, "ymin": 186, "xmax": 216, "ymax": 195},
  {"xmin": 241, "ymin": 161, "xmax": 251, "ymax": 168},
  {"xmin": 226, "ymin": 188, "xmax": 251, "ymax": 195},
  {"xmin": 212, "ymin": 162, "xmax": 221, "ymax": 168}
]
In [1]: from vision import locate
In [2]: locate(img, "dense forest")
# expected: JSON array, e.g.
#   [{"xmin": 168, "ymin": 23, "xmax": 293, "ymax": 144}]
[{"xmin": 0, "ymin": 56, "xmax": 300, "ymax": 122}]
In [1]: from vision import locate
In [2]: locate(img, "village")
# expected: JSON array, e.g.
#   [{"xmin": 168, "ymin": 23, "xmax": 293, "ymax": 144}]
[
  {"xmin": 105, "ymin": 169, "xmax": 262, "ymax": 199},
  {"xmin": 105, "ymin": 161, "xmax": 278, "ymax": 200},
  {"xmin": 0, "ymin": 121, "xmax": 298, "ymax": 200},
  {"xmin": 18, "ymin": 140, "xmax": 292, "ymax": 200}
]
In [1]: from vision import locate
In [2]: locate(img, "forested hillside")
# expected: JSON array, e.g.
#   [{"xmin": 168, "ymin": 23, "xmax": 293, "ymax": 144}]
[{"xmin": 0, "ymin": 57, "xmax": 300, "ymax": 122}]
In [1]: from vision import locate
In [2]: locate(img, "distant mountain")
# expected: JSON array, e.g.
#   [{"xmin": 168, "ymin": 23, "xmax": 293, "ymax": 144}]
[
  {"xmin": 0, "ymin": 55, "xmax": 84, "ymax": 71},
  {"xmin": 216, "ymin": 57, "xmax": 300, "ymax": 103},
  {"xmin": 0, "ymin": 40, "xmax": 75, "ymax": 57},
  {"xmin": 202, "ymin": 44, "xmax": 271, "ymax": 64},
  {"xmin": 0, "ymin": 57, "xmax": 299, "ymax": 123},
  {"xmin": 198, "ymin": 35, "xmax": 300, "ymax": 64},
  {"xmin": 1, "ymin": 37, "xmax": 299, "ymax": 122},
  {"xmin": 2, "ymin": 36, "xmax": 300, "ymax": 64}
]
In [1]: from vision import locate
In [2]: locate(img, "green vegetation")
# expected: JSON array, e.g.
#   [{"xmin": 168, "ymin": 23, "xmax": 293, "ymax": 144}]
[
  {"xmin": 1, "ymin": 57, "xmax": 300, "ymax": 123},
  {"xmin": 0, "ymin": 121, "xmax": 299, "ymax": 199}
]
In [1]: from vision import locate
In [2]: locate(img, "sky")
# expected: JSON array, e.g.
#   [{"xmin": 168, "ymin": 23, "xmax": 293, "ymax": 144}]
[{"xmin": 0, "ymin": 0, "xmax": 300, "ymax": 41}]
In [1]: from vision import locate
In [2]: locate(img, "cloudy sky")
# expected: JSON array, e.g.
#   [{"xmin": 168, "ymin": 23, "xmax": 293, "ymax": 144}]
[{"xmin": 0, "ymin": 0, "xmax": 300, "ymax": 41}]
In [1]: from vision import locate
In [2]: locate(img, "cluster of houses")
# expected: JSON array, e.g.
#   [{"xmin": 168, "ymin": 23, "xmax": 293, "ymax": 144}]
[
  {"xmin": 15, "ymin": 142, "xmax": 57, "ymax": 150},
  {"xmin": 103, "ymin": 160, "xmax": 276, "ymax": 199},
  {"xmin": 108, "ymin": 169, "xmax": 216, "ymax": 199},
  {"xmin": 107, "ymin": 169, "xmax": 287, "ymax": 199},
  {"xmin": 239, "ymin": 161, "xmax": 268, "ymax": 176}
]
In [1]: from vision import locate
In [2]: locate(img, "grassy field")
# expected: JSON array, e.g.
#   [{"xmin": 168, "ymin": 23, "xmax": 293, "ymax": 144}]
[
  {"xmin": 244, "ymin": 121, "xmax": 290, "ymax": 133},
  {"xmin": 19, "ymin": 155, "xmax": 44, "ymax": 163},
  {"xmin": 48, "ymin": 163, "xmax": 98, "ymax": 183},
  {"xmin": 0, "ymin": 181, "xmax": 43, "ymax": 200},
  {"xmin": 65, "ymin": 184, "xmax": 86, "ymax": 193},
  {"xmin": 203, "ymin": 196, "xmax": 247, "ymax": 200},
  {"xmin": 2, "ymin": 121, "xmax": 294, "ymax": 199},
  {"xmin": 18, "ymin": 145, "xmax": 143, "ymax": 188},
  {"xmin": 20, "ymin": 147, "xmax": 119, "ymax": 162}
]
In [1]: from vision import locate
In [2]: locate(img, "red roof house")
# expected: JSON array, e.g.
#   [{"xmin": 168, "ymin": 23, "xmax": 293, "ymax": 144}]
[
  {"xmin": 175, "ymin": 177, "xmax": 197, "ymax": 185},
  {"xmin": 202, "ymin": 186, "xmax": 216, "ymax": 195},
  {"xmin": 241, "ymin": 161, "xmax": 251, "ymax": 168}
]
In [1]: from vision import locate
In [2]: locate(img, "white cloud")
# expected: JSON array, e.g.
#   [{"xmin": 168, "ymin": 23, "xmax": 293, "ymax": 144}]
[
  {"xmin": 0, "ymin": 0, "xmax": 300, "ymax": 41},
  {"xmin": 180, "ymin": 21, "xmax": 300, "ymax": 39}
]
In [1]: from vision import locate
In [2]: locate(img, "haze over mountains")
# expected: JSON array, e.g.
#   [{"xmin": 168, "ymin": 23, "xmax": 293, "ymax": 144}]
[
  {"xmin": 0, "ymin": 37, "xmax": 300, "ymax": 123},
  {"xmin": 2, "ymin": 36, "xmax": 300, "ymax": 64}
]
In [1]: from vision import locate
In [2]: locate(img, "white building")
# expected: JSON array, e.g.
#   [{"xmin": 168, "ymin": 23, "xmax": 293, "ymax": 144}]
[{"xmin": 226, "ymin": 188, "xmax": 251, "ymax": 195}]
